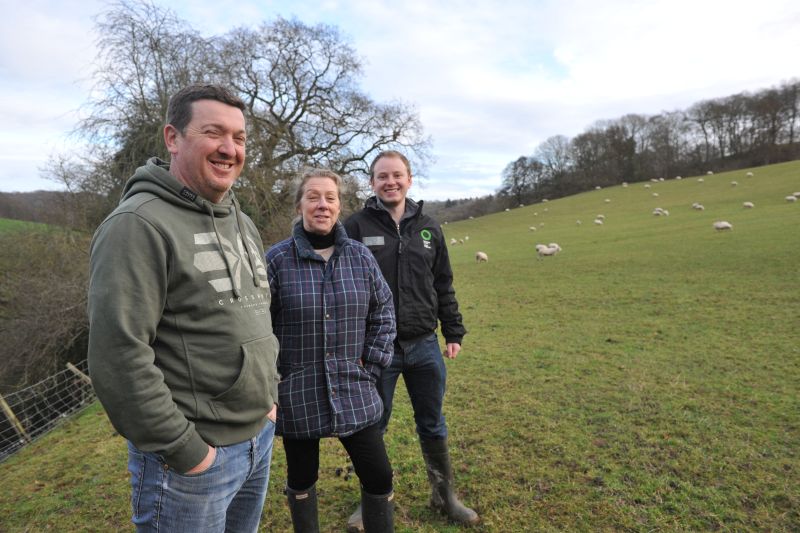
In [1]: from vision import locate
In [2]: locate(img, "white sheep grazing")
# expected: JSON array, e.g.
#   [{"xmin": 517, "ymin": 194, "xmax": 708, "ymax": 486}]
[
  {"xmin": 707, "ymin": 171, "xmax": 714, "ymax": 175},
  {"xmin": 576, "ymin": 220, "xmax": 582, "ymax": 225},
  {"xmin": 459, "ymin": 239, "xmax": 464, "ymax": 244},
  {"xmin": 595, "ymin": 186, "xmax": 602, "ymax": 190},
  {"xmin": 652, "ymin": 192, "xmax": 659, "ymax": 197},
  {"xmin": 504, "ymin": 208, "xmax": 510, "ymax": 212},
  {"xmin": 604, "ymin": 198, "xmax": 611, "ymax": 203},
  {"xmin": 698, "ymin": 178, "xmax": 704, "ymax": 183},
  {"xmin": 535, "ymin": 244, "xmax": 559, "ymax": 258},
  {"xmin": 787, "ymin": 195, "xmax": 798, "ymax": 203},
  {"xmin": 594, "ymin": 218, "xmax": 604, "ymax": 225},
  {"xmin": 529, "ymin": 226, "xmax": 537, "ymax": 232},
  {"xmin": 746, "ymin": 171, "xmax": 754, "ymax": 177},
  {"xmin": 793, "ymin": 192, "xmax": 800, "ymax": 198},
  {"xmin": 731, "ymin": 181, "xmax": 738, "ymax": 186},
  {"xmin": 596, "ymin": 214, "xmax": 606, "ymax": 220},
  {"xmin": 542, "ymin": 199, "xmax": 549, "ymax": 202},
  {"xmin": 475, "ymin": 251, "xmax": 488, "ymax": 263},
  {"xmin": 713, "ymin": 221, "xmax": 733, "ymax": 231},
  {"xmin": 659, "ymin": 178, "xmax": 665, "ymax": 182},
  {"xmin": 650, "ymin": 178, "xmax": 659, "ymax": 182},
  {"xmin": 547, "ymin": 243, "xmax": 562, "ymax": 252},
  {"xmin": 450, "ymin": 238, "xmax": 457, "ymax": 245},
  {"xmin": 675, "ymin": 176, "xmax": 682, "ymax": 180},
  {"xmin": 464, "ymin": 236, "xmax": 469, "ymax": 241},
  {"xmin": 644, "ymin": 183, "xmax": 651, "ymax": 189},
  {"xmin": 622, "ymin": 182, "xmax": 629, "ymax": 187},
  {"xmin": 652, "ymin": 208, "xmax": 666, "ymax": 216},
  {"xmin": 692, "ymin": 203, "xmax": 705, "ymax": 211},
  {"xmin": 743, "ymin": 201, "xmax": 754, "ymax": 208}
]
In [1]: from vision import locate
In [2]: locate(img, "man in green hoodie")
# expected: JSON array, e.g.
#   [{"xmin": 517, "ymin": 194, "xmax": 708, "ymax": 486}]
[{"xmin": 88, "ymin": 84, "xmax": 280, "ymax": 532}]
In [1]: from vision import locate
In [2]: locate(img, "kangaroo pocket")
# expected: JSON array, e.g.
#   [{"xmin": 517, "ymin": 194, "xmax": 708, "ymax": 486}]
[{"xmin": 208, "ymin": 334, "xmax": 279, "ymax": 423}]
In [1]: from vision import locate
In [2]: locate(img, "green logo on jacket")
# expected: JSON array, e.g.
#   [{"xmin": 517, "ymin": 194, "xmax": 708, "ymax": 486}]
[{"xmin": 420, "ymin": 229, "xmax": 432, "ymax": 250}]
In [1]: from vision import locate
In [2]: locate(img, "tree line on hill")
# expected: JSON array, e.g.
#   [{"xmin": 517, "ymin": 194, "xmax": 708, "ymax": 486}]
[{"xmin": 494, "ymin": 79, "xmax": 800, "ymax": 209}]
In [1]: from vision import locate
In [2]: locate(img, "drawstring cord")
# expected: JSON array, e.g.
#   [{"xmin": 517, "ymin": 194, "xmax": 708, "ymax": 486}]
[
  {"xmin": 231, "ymin": 196, "xmax": 261, "ymax": 288},
  {"xmin": 206, "ymin": 202, "xmax": 242, "ymax": 298}
]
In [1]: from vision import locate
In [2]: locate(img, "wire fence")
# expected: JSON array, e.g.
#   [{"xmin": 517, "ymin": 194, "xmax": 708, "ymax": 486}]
[{"xmin": 0, "ymin": 359, "xmax": 95, "ymax": 464}]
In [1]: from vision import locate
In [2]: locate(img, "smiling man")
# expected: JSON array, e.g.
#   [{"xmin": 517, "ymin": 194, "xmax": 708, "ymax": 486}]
[
  {"xmin": 88, "ymin": 84, "xmax": 279, "ymax": 533},
  {"xmin": 344, "ymin": 151, "xmax": 479, "ymax": 530}
]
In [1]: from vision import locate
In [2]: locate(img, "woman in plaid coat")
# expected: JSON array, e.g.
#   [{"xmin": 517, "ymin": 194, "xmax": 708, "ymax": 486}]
[{"xmin": 266, "ymin": 169, "xmax": 396, "ymax": 532}]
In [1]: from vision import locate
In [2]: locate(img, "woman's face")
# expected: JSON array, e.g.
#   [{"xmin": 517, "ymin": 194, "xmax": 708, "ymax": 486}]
[{"xmin": 298, "ymin": 176, "xmax": 341, "ymax": 235}]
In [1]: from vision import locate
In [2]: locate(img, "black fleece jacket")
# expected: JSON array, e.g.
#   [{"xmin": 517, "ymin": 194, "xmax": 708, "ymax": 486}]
[{"xmin": 344, "ymin": 197, "xmax": 466, "ymax": 345}]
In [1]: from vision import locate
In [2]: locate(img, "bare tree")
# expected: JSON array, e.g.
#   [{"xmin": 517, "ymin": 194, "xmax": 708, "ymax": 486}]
[{"xmin": 46, "ymin": 2, "xmax": 430, "ymax": 241}]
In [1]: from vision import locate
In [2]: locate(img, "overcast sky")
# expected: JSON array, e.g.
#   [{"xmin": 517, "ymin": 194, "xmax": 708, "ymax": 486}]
[{"xmin": 2, "ymin": 0, "xmax": 799, "ymax": 201}]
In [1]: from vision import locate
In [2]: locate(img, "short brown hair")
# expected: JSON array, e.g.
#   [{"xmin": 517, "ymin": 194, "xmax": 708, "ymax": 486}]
[
  {"xmin": 369, "ymin": 150, "xmax": 412, "ymax": 181},
  {"xmin": 294, "ymin": 168, "xmax": 343, "ymax": 209},
  {"xmin": 166, "ymin": 84, "xmax": 246, "ymax": 134}
]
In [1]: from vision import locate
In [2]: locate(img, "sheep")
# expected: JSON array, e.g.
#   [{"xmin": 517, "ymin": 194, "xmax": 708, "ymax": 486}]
[
  {"xmin": 594, "ymin": 218, "xmax": 604, "ymax": 225},
  {"xmin": 464, "ymin": 235, "xmax": 469, "ymax": 241},
  {"xmin": 746, "ymin": 171, "xmax": 754, "ymax": 177},
  {"xmin": 706, "ymin": 171, "xmax": 714, "ymax": 175},
  {"xmin": 475, "ymin": 251, "xmax": 488, "ymax": 263},
  {"xmin": 692, "ymin": 202, "xmax": 705, "ymax": 211},
  {"xmin": 731, "ymin": 181, "xmax": 738, "ymax": 186},
  {"xmin": 650, "ymin": 178, "xmax": 659, "ymax": 182},
  {"xmin": 794, "ymin": 192, "xmax": 800, "ymax": 197},
  {"xmin": 547, "ymin": 243, "xmax": 562, "ymax": 252},
  {"xmin": 644, "ymin": 183, "xmax": 651, "ymax": 189},
  {"xmin": 713, "ymin": 221, "xmax": 733, "ymax": 231},
  {"xmin": 742, "ymin": 201, "xmax": 754, "ymax": 208},
  {"xmin": 652, "ymin": 192, "xmax": 659, "ymax": 197},
  {"xmin": 576, "ymin": 220, "xmax": 582, "ymax": 225},
  {"xmin": 450, "ymin": 238, "xmax": 457, "ymax": 245},
  {"xmin": 596, "ymin": 214, "xmax": 606, "ymax": 220},
  {"xmin": 622, "ymin": 182, "xmax": 629, "ymax": 187},
  {"xmin": 528, "ymin": 226, "xmax": 537, "ymax": 232},
  {"xmin": 458, "ymin": 238, "xmax": 464, "ymax": 244},
  {"xmin": 504, "ymin": 208, "xmax": 510, "ymax": 212},
  {"xmin": 542, "ymin": 199, "xmax": 549, "ymax": 202},
  {"xmin": 604, "ymin": 198, "xmax": 611, "ymax": 203},
  {"xmin": 698, "ymin": 178, "xmax": 704, "ymax": 183},
  {"xmin": 535, "ymin": 244, "xmax": 560, "ymax": 258},
  {"xmin": 675, "ymin": 176, "xmax": 682, "ymax": 180},
  {"xmin": 652, "ymin": 207, "xmax": 669, "ymax": 216},
  {"xmin": 659, "ymin": 178, "xmax": 665, "ymax": 182},
  {"xmin": 787, "ymin": 195, "xmax": 798, "ymax": 203},
  {"xmin": 519, "ymin": 203, "xmax": 525, "ymax": 207},
  {"xmin": 595, "ymin": 186, "xmax": 602, "ymax": 190},
  {"xmin": 469, "ymin": 216, "xmax": 474, "ymax": 220}
]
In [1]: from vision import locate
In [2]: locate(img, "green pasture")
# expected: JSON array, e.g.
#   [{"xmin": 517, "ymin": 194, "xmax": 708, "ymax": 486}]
[{"xmin": 1, "ymin": 163, "xmax": 799, "ymax": 531}]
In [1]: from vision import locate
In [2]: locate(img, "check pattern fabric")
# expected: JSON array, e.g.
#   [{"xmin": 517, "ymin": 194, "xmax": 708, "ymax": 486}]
[{"xmin": 266, "ymin": 221, "xmax": 396, "ymax": 439}]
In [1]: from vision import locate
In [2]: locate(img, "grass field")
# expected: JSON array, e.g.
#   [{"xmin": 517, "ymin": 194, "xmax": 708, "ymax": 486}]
[{"xmin": 1, "ymin": 163, "xmax": 799, "ymax": 531}]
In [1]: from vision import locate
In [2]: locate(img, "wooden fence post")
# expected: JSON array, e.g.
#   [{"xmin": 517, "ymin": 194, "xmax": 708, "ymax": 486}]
[
  {"xmin": 66, "ymin": 362, "xmax": 92, "ymax": 386},
  {"xmin": 0, "ymin": 393, "xmax": 31, "ymax": 443}
]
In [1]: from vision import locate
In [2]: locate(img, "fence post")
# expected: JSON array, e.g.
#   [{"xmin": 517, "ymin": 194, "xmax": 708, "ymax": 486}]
[
  {"xmin": 0, "ymin": 393, "xmax": 31, "ymax": 443},
  {"xmin": 66, "ymin": 362, "xmax": 92, "ymax": 386}
]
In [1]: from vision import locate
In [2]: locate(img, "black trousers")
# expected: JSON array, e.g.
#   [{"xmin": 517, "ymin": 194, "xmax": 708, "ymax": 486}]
[{"xmin": 282, "ymin": 422, "xmax": 393, "ymax": 495}]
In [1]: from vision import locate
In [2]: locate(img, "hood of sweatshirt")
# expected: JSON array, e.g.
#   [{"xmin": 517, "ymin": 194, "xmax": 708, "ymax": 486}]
[{"xmin": 120, "ymin": 157, "xmax": 260, "ymax": 297}]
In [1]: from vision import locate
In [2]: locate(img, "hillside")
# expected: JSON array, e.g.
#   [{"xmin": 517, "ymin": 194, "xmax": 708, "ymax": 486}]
[{"xmin": 1, "ymin": 162, "xmax": 798, "ymax": 531}]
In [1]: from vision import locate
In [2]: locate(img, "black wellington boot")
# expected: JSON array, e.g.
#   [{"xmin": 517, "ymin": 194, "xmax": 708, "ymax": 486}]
[
  {"xmin": 286, "ymin": 484, "xmax": 320, "ymax": 533},
  {"xmin": 419, "ymin": 437, "xmax": 480, "ymax": 526},
  {"xmin": 361, "ymin": 489, "xmax": 394, "ymax": 533}
]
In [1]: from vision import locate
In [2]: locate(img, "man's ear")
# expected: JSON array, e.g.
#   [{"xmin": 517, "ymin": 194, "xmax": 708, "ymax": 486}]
[{"xmin": 164, "ymin": 124, "xmax": 180, "ymax": 155}]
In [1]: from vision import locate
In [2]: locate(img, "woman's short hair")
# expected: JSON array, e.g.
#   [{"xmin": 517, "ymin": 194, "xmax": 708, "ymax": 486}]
[{"xmin": 294, "ymin": 168, "xmax": 343, "ymax": 208}]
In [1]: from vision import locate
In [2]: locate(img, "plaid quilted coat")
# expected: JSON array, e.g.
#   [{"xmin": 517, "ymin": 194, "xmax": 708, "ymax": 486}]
[{"xmin": 266, "ymin": 221, "xmax": 396, "ymax": 439}]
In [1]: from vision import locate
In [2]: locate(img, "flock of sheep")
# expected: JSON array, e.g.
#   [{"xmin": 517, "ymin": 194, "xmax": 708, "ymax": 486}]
[{"xmin": 462, "ymin": 169, "xmax": 798, "ymax": 264}]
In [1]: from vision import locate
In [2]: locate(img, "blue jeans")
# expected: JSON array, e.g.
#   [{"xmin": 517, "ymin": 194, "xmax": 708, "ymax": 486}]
[
  {"xmin": 127, "ymin": 419, "xmax": 276, "ymax": 533},
  {"xmin": 379, "ymin": 333, "xmax": 448, "ymax": 439}
]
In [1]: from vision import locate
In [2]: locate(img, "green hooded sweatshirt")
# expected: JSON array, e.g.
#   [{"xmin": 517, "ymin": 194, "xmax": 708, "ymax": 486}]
[{"xmin": 88, "ymin": 158, "xmax": 279, "ymax": 473}]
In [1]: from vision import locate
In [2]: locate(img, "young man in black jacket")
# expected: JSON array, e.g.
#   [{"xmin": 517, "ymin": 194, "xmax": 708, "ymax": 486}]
[{"xmin": 344, "ymin": 151, "xmax": 479, "ymax": 530}]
